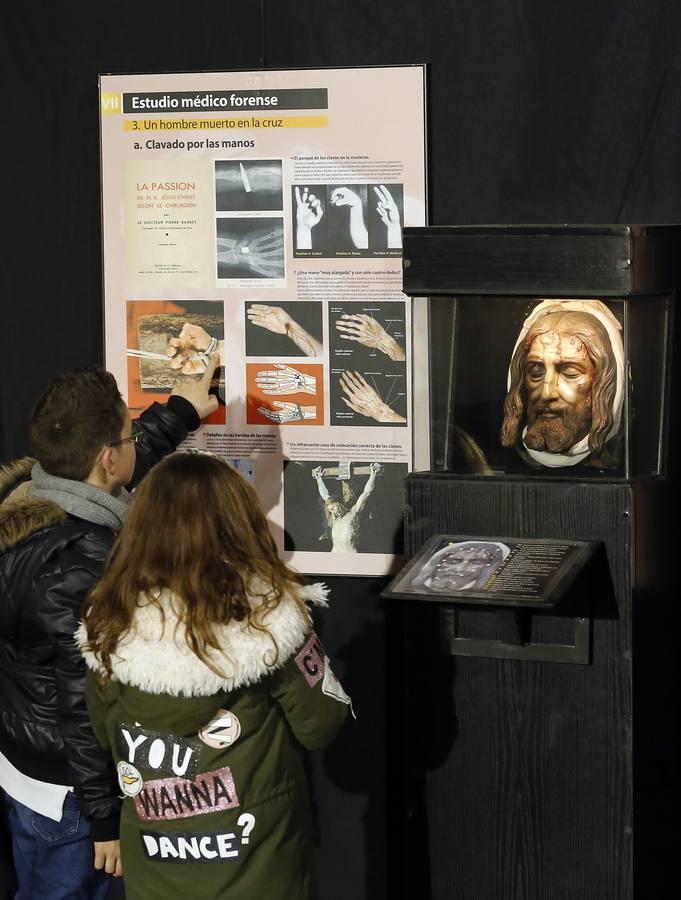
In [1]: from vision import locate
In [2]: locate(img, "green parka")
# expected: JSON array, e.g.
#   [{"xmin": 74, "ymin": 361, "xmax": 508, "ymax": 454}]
[{"xmin": 79, "ymin": 582, "xmax": 350, "ymax": 900}]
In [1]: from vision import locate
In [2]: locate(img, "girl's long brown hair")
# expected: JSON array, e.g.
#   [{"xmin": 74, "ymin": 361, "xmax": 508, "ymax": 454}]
[{"xmin": 83, "ymin": 452, "xmax": 306, "ymax": 682}]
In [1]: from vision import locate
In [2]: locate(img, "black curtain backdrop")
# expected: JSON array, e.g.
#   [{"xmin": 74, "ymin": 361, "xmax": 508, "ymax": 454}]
[{"xmin": 2, "ymin": 2, "xmax": 681, "ymax": 898}]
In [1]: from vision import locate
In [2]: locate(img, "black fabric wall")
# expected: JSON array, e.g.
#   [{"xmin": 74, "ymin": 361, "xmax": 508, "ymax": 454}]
[
  {"xmin": 2, "ymin": 2, "xmax": 681, "ymax": 897},
  {"xmin": 3, "ymin": 0, "xmax": 681, "ymax": 456}
]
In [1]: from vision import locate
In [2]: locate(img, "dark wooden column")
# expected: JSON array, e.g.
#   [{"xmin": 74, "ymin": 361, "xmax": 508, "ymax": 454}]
[{"xmin": 398, "ymin": 474, "xmax": 672, "ymax": 900}]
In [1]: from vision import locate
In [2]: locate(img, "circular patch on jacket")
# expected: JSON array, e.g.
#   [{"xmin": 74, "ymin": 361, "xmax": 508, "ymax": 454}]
[
  {"xmin": 117, "ymin": 761, "xmax": 143, "ymax": 797},
  {"xmin": 198, "ymin": 709, "xmax": 242, "ymax": 750}
]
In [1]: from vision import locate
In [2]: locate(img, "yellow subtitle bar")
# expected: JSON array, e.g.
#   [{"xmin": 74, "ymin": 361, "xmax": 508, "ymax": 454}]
[{"xmin": 124, "ymin": 115, "xmax": 327, "ymax": 132}]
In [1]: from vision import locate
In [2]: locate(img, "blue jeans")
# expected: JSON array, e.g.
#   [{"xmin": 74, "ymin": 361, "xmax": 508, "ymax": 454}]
[{"xmin": 4, "ymin": 791, "xmax": 111, "ymax": 900}]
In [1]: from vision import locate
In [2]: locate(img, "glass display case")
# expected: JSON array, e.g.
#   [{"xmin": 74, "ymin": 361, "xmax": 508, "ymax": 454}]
[
  {"xmin": 427, "ymin": 292, "xmax": 671, "ymax": 479},
  {"xmin": 403, "ymin": 225, "xmax": 679, "ymax": 481}
]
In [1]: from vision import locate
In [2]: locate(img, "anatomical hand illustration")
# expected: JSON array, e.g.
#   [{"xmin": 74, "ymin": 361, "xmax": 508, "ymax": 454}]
[
  {"xmin": 217, "ymin": 227, "xmax": 284, "ymax": 278},
  {"xmin": 255, "ymin": 363, "xmax": 316, "ymax": 395},
  {"xmin": 295, "ymin": 186, "xmax": 324, "ymax": 249},
  {"xmin": 339, "ymin": 371, "xmax": 407, "ymax": 423},
  {"xmin": 373, "ymin": 184, "xmax": 402, "ymax": 249},
  {"xmin": 167, "ymin": 323, "xmax": 225, "ymax": 373},
  {"xmin": 247, "ymin": 305, "xmax": 322, "ymax": 357},
  {"xmin": 257, "ymin": 401, "xmax": 317, "ymax": 423},
  {"xmin": 330, "ymin": 187, "xmax": 369, "ymax": 249},
  {"xmin": 335, "ymin": 313, "xmax": 406, "ymax": 361}
]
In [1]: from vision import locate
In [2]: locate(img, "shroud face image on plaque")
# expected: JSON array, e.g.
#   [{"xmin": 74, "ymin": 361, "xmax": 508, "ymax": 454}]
[
  {"xmin": 407, "ymin": 540, "xmax": 511, "ymax": 593},
  {"xmin": 428, "ymin": 294, "xmax": 672, "ymax": 479}
]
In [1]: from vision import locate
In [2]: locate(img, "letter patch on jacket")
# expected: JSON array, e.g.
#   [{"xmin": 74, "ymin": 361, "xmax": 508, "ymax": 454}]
[
  {"xmin": 295, "ymin": 632, "xmax": 325, "ymax": 687},
  {"xmin": 140, "ymin": 829, "xmax": 241, "ymax": 863},
  {"xmin": 117, "ymin": 723, "xmax": 202, "ymax": 779},
  {"xmin": 135, "ymin": 766, "xmax": 239, "ymax": 822}
]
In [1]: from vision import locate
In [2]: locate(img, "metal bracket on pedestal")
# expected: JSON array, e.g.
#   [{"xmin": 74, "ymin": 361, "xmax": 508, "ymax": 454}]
[{"xmin": 442, "ymin": 607, "xmax": 591, "ymax": 665}]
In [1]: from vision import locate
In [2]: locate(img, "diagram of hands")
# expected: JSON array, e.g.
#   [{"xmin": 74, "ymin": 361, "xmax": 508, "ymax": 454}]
[
  {"xmin": 330, "ymin": 187, "xmax": 362, "ymax": 208},
  {"xmin": 255, "ymin": 363, "xmax": 316, "ymax": 395},
  {"xmin": 373, "ymin": 185, "xmax": 400, "ymax": 225},
  {"xmin": 167, "ymin": 323, "xmax": 223, "ymax": 373},
  {"xmin": 247, "ymin": 304, "xmax": 292, "ymax": 334},
  {"xmin": 257, "ymin": 401, "xmax": 316, "ymax": 423},
  {"xmin": 330, "ymin": 187, "xmax": 368, "ymax": 249},
  {"xmin": 247, "ymin": 304, "xmax": 322, "ymax": 357},
  {"xmin": 373, "ymin": 185, "xmax": 402, "ymax": 248},
  {"xmin": 295, "ymin": 186, "xmax": 323, "ymax": 229},
  {"xmin": 217, "ymin": 228, "xmax": 284, "ymax": 277},
  {"xmin": 340, "ymin": 371, "xmax": 407, "ymax": 423},
  {"xmin": 312, "ymin": 465, "xmax": 325, "ymax": 479},
  {"xmin": 335, "ymin": 313, "xmax": 406, "ymax": 361},
  {"xmin": 368, "ymin": 462, "xmax": 383, "ymax": 474}
]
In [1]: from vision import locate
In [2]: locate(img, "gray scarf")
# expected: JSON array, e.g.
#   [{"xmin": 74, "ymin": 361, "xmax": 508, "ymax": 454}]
[{"xmin": 28, "ymin": 463, "xmax": 131, "ymax": 532}]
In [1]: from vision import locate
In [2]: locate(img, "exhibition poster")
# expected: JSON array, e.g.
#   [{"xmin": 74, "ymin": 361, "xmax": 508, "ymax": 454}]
[{"xmin": 100, "ymin": 66, "xmax": 427, "ymax": 576}]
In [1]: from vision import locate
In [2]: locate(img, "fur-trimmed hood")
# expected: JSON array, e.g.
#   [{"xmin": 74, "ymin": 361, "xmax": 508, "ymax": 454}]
[
  {"xmin": 77, "ymin": 582, "xmax": 329, "ymax": 698},
  {"xmin": 0, "ymin": 457, "xmax": 67, "ymax": 552}
]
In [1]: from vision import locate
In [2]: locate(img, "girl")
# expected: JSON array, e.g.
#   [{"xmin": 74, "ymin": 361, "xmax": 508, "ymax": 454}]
[{"xmin": 78, "ymin": 452, "xmax": 351, "ymax": 900}]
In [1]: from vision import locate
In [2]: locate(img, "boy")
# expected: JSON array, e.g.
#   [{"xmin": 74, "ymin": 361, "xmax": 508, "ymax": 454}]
[{"xmin": 0, "ymin": 357, "xmax": 219, "ymax": 897}]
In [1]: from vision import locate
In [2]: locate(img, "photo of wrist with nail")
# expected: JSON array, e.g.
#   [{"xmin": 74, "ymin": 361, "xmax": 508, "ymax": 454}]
[
  {"xmin": 214, "ymin": 158, "xmax": 283, "ymax": 212},
  {"xmin": 126, "ymin": 299, "xmax": 226, "ymax": 425},
  {"xmin": 245, "ymin": 362, "xmax": 324, "ymax": 426}
]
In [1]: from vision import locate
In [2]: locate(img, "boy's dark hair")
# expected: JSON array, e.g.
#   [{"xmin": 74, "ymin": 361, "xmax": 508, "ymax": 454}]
[{"xmin": 29, "ymin": 368, "xmax": 126, "ymax": 481}]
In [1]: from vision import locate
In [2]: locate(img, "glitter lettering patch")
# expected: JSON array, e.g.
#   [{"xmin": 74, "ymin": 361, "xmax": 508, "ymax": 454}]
[
  {"xmin": 140, "ymin": 829, "xmax": 240, "ymax": 863},
  {"xmin": 135, "ymin": 766, "xmax": 239, "ymax": 822},
  {"xmin": 116, "ymin": 723, "xmax": 202, "ymax": 779},
  {"xmin": 295, "ymin": 632, "xmax": 325, "ymax": 687}
]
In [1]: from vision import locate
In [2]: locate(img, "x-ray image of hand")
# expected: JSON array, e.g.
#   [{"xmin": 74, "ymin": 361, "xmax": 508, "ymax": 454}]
[
  {"xmin": 217, "ymin": 227, "xmax": 284, "ymax": 278},
  {"xmin": 373, "ymin": 184, "xmax": 402, "ymax": 248},
  {"xmin": 216, "ymin": 161, "xmax": 282, "ymax": 194},
  {"xmin": 255, "ymin": 363, "xmax": 316, "ymax": 395},
  {"xmin": 215, "ymin": 160, "xmax": 283, "ymax": 212},
  {"xmin": 335, "ymin": 313, "xmax": 406, "ymax": 361},
  {"xmin": 257, "ymin": 401, "xmax": 316, "ymax": 423},
  {"xmin": 329, "ymin": 187, "xmax": 368, "ymax": 249},
  {"xmin": 340, "ymin": 371, "xmax": 407, "ymax": 423}
]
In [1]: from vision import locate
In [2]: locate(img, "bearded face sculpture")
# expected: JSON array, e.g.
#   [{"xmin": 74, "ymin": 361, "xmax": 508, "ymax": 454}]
[{"xmin": 501, "ymin": 301, "xmax": 624, "ymax": 468}]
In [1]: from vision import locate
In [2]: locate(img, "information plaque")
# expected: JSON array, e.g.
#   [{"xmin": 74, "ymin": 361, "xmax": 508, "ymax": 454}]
[{"xmin": 383, "ymin": 534, "xmax": 599, "ymax": 608}]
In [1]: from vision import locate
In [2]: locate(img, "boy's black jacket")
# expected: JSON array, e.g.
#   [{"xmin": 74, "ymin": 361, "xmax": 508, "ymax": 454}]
[{"xmin": 0, "ymin": 400, "xmax": 193, "ymax": 841}]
